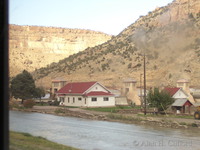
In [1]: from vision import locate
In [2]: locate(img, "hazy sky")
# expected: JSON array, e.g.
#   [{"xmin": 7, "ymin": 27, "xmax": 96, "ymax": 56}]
[{"xmin": 9, "ymin": 0, "xmax": 173, "ymax": 35}]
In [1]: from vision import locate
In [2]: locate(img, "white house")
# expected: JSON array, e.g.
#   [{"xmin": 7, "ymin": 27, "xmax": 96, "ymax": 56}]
[{"xmin": 56, "ymin": 81, "xmax": 115, "ymax": 107}]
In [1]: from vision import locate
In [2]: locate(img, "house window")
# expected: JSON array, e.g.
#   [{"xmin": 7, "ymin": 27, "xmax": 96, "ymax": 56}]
[
  {"xmin": 68, "ymin": 97, "xmax": 70, "ymax": 103},
  {"xmin": 104, "ymin": 97, "xmax": 109, "ymax": 101},
  {"xmin": 91, "ymin": 97, "xmax": 97, "ymax": 102},
  {"xmin": 73, "ymin": 97, "xmax": 75, "ymax": 103},
  {"xmin": 78, "ymin": 97, "xmax": 82, "ymax": 101},
  {"xmin": 60, "ymin": 97, "xmax": 64, "ymax": 102},
  {"xmin": 54, "ymin": 82, "xmax": 59, "ymax": 87}
]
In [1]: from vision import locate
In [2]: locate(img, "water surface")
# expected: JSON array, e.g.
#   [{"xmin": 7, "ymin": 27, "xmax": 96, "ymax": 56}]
[{"xmin": 9, "ymin": 111, "xmax": 200, "ymax": 150}]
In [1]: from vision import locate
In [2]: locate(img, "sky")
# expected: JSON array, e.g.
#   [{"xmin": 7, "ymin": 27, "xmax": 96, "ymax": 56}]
[{"xmin": 9, "ymin": 0, "xmax": 174, "ymax": 35}]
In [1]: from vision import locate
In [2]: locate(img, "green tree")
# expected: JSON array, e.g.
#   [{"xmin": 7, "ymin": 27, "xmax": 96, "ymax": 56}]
[
  {"xmin": 10, "ymin": 70, "xmax": 37, "ymax": 104},
  {"xmin": 34, "ymin": 87, "xmax": 46, "ymax": 103},
  {"xmin": 147, "ymin": 88, "xmax": 174, "ymax": 112}
]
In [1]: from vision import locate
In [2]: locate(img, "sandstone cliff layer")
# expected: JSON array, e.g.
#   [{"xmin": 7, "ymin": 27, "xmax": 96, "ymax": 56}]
[{"xmin": 9, "ymin": 25, "xmax": 112, "ymax": 77}]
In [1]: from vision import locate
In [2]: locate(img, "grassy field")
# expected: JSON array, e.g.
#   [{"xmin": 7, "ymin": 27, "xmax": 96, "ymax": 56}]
[
  {"xmin": 137, "ymin": 113, "xmax": 194, "ymax": 119},
  {"xmin": 83, "ymin": 106, "xmax": 139, "ymax": 112},
  {"xmin": 9, "ymin": 131, "xmax": 79, "ymax": 150}
]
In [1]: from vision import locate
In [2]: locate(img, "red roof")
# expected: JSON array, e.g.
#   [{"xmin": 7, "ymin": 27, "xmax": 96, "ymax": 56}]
[
  {"xmin": 84, "ymin": 91, "xmax": 113, "ymax": 96},
  {"xmin": 164, "ymin": 87, "xmax": 180, "ymax": 96},
  {"xmin": 57, "ymin": 81, "xmax": 97, "ymax": 94}
]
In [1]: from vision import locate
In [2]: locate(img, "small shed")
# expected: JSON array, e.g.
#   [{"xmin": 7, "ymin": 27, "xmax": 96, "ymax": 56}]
[{"xmin": 172, "ymin": 99, "xmax": 193, "ymax": 114}]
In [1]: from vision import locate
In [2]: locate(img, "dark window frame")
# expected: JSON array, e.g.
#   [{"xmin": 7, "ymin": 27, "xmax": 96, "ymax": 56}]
[
  {"xmin": 91, "ymin": 97, "xmax": 97, "ymax": 102},
  {"xmin": 103, "ymin": 97, "xmax": 109, "ymax": 101}
]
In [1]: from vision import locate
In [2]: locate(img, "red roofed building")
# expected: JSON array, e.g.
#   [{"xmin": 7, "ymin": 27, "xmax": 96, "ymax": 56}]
[
  {"xmin": 56, "ymin": 81, "xmax": 115, "ymax": 107},
  {"xmin": 164, "ymin": 87, "xmax": 188, "ymax": 99},
  {"xmin": 164, "ymin": 87, "xmax": 193, "ymax": 114}
]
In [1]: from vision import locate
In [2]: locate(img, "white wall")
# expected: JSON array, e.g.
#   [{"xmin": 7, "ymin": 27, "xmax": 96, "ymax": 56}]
[
  {"xmin": 173, "ymin": 90, "xmax": 187, "ymax": 99},
  {"xmin": 87, "ymin": 96, "xmax": 115, "ymax": 107},
  {"xmin": 61, "ymin": 95, "xmax": 115, "ymax": 107},
  {"xmin": 115, "ymin": 97, "xmax": 128, "ymax": 105},
  {"xmin": 62, "ymin": 96, "xmax": 87, "ymax": 107},
  {"xmin": 86, "ymin": 83, "xmax": 108, "ymax": 93}
]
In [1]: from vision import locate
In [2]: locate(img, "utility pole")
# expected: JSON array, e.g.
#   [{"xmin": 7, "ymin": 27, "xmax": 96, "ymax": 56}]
[
  {"xmin": 143, "ymin": 54, "xmax": 147, "ymax": 115},
  {"xmin": 140, "ymin": 73, "xmax": 143, "ymax": 106}
]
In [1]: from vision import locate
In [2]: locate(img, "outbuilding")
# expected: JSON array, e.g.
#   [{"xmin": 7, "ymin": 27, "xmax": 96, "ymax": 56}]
[{"xmin": 171, "ymin": 99, "xmax": 193, "ymax": 114}]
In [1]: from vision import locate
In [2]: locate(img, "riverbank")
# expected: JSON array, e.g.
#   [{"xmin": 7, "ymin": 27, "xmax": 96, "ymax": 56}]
[
  {"xmin": 10, "ymin": 131, "xmax": 79, "ymax": 150},
  {"xmin": 11, "ymin": 106, "xmax": 200, "ymax": 130}
]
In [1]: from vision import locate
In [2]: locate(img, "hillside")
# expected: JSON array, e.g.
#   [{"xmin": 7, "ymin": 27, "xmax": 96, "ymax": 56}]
[
  {"xmin": 9, "ymin": 25, "xmax": 112, "ymax": 77},
  {"xmin": 33, "ymin": 0, "xmax": 200, "ymax": 89}
]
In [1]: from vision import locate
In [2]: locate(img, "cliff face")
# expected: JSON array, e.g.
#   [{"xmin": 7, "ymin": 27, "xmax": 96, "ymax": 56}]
[
  {"xmin": 31, "ymin": 0, "xmax": 200, "ymax": 89},
  {"xmin": 9, "ymin": 25, "xmax": 112, "ymax": 77}
]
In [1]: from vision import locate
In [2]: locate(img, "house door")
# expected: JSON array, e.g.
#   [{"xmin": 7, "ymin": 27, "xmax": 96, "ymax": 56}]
[{"xmin": 85, "ymin": 98, "xmax": 86, "ymax": 105}]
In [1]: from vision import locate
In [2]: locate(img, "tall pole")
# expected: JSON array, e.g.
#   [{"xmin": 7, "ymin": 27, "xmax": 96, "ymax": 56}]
[
  {"xmin": 143, "ymin": 55, "xmax": 147, "ymax": 115},
  {"xmin": 140, "ymin": 74, "xmax": 143, "ymax": 106}
]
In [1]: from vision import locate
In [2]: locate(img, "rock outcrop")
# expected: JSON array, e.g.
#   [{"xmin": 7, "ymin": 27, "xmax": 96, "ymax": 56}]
[{"xmin": 9, "ymin": 25, "xmax": 112, "ymax": 77}]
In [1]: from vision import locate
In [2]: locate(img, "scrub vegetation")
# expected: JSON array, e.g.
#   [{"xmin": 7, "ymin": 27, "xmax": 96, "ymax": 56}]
[
  {"xmin": 83, "ymin": 106, "xmax": 137, "ymax": 112},
  {"xmin": 9, "ymin": 131, "xmax": 79, "ymax": 150}
]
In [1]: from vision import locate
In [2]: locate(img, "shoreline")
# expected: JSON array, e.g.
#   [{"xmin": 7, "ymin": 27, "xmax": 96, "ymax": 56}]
[
  {"xmin": 10, "ymin": 106, "xmax": 200, "ymax": 130},
  {"xmin": 9, "ymin": 131, "xmax": 79, "ymax": 150}
]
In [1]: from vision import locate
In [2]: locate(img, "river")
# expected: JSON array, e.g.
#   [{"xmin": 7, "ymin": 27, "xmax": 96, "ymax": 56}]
[{"xmin": 9, "ymin": 110, "xmax": 200, "ymax": 150}]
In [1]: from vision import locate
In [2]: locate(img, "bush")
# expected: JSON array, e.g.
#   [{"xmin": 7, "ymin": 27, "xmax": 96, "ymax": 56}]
[
  {"xmin": 23, "ymin": 100, "xmax": 35, "ymax": 108},
  {"xmin": 9, "ymin": 99, "xmax": 20, "ymax": 109},
  {"xmin": 54, "ymin": 108, "xmax": 65, "ymax": 114},
  {"xmin": 49, "ymin": 100, "xmax": 60, "ymax": 106},
  {"xmin": 191, "ymin": 123, "xmax": 198, "ymax": 127}
]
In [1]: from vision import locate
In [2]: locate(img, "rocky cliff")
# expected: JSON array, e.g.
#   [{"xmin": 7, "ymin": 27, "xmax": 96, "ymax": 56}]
[
  {"xmin": 32, "ymin": 0, "xmax": 200, "ymax": 89},
  {"xmin": 9, "ymin": 25, "xmax": 112, "ymax": 77}
]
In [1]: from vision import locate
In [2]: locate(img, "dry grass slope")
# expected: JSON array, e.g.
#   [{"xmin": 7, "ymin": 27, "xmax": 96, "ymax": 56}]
[{"xmin": 33, "ymin": 0, "xmax": 200, "ymax": 89}]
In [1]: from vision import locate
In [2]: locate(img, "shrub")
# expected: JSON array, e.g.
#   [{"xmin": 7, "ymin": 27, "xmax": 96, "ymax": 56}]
[
  {"xmin": 9, "ymin": 99, "xmax": 20, "ymax": 109},
  {"xmin": 54, "ymin": 108, "xmax": 65, "ymax": 114},
  {"xmin": 128, "ymin": 63, "xmax": 132, "ymax": 69},
  {"xmin": 191, "ymin": 123, "xmax": 198, "ymax": 127},
  {"xmin": 23, "ymin": 100, "xmax": 35, "ymax": 108},
  {"xmin": 22, "ymin": 132, "xmax": 32, "ymax": 137},
  {"xmin": 49, "ymin": 100, "xmax": 60, "ymax": 106},
  {"xmin": 179, "ymin": 122, "xmax": 187, "ymax": 125}
]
